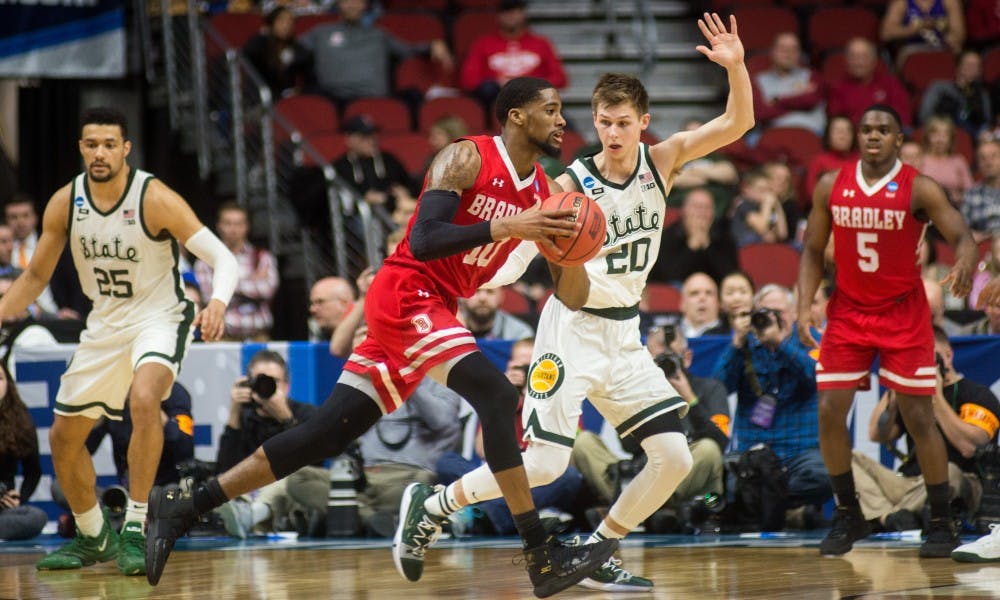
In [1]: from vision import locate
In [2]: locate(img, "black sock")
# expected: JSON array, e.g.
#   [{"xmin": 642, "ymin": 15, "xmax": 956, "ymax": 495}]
[
  {"xmin": 830, "ymin": 471, "xmax": 860, "ymax": 510},
  {"xmin": 513, "ymin": 510, "xmax": 547, "ymax": 549},
  {"xmin": 192, "ymin": 478, "xmax": 228, "ymax": 514},
  {"xmin": 926, "ymin": 482, "xmax": 951, "ymax": 520}
]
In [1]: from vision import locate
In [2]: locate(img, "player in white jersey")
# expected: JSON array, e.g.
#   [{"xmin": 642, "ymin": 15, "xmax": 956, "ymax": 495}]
[
  {"xmin": 0, "ymin": 108, "xmax": 239, "ymax": 576},
  {"xmin": 407, "ymin": 13, "xmax": 754, "ymax": 592}
]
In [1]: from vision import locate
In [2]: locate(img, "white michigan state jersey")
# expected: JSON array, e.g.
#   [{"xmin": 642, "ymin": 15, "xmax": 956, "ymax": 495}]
[
  {"xmin": 68, "ymin": 169, "xmax": 189, "ymax": 328},
  {"xmin": 564, "ymin": 143, "xmax": 667, "ymax": 309}
]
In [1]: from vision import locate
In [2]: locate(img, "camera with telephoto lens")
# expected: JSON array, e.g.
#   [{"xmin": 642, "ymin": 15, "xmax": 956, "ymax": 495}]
[
  {"xmin": 750, "ymin": 307, "xmax": 780, "ymax": 334},
  {"xmin": 241, "ymin": 373, "xmax": 277, "ymax": 404},
  {"xmin": 654, "ymin": 350, "xmax": 685, "ymax": 379}
]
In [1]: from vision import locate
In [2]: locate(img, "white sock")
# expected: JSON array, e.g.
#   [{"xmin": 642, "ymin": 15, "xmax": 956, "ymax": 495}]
[
  {"xmin": 588, "ymin": 523, "xmax": 620, "ymax": 543},
  {"xmin": 250, "ymin": 501, "xmax": 272, "ymax": 526},
  {"xmin": 74, "ymin": 504, "xmax": 105, "ymax": 538},
  {"xmin": 124, "ymin": 499, "xmax": 148, "ymax": 527},
  {"xmin": 425, "ymin": 482, "xmax": 463, "ymax": 517}
]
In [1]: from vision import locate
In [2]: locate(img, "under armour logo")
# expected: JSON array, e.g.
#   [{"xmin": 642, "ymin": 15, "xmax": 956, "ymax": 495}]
[
  {"xmin": 842, "ymin": 189, "xmax": 855, "ymax": 198},
  {"xmin": 492, "ymin": 178, "xmax": 504, "ymax": 188},
  {"xmin": 416, "ymin": 289, "xmax": 430, "ymax": 298}
]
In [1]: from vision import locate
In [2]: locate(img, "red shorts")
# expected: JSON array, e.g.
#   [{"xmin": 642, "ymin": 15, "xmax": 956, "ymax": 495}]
[
  {"xmin": 342, "ymin": 266, "xmax": 479, "ymax": 413},
  {"xmin": 817, "ymin": 288, "xmax": 936, "ymax": 395}
]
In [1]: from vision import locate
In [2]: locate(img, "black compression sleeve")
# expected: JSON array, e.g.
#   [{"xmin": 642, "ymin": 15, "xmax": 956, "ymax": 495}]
[{"xmin": 409, "ymin": 189, "xmax": 495, "ymax": 261}]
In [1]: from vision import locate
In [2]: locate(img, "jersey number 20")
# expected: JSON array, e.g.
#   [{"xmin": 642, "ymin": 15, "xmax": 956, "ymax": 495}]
[{"xmin": 857, "ymin": 233, "xmax": 879, "ymax": 272}]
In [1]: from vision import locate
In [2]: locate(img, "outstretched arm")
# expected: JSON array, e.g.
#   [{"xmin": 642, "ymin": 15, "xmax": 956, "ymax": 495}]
[
  {"xmin": 796, "ymin": 172, "xmax": 835, "ymax": 348},
  {"xmin": 649, "ymin": 13, "xmax": 754, "ymax": 179}
]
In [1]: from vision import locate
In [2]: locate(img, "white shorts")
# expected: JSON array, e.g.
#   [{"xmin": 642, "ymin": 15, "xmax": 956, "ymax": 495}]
[
  {"xmin": 54, "ymin": 314, "xmax": 194, "ymax": 420},
  {"xmin": 522, "ymin": 298, "xmax": 685, "ymax": 449}
]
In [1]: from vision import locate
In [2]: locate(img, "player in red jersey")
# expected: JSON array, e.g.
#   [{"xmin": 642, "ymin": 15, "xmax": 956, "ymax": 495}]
[
  {"xmin": 143, "ymin": 77, "xmax": 619, "ymax": 598},
  {"xmin": 797, "ymin": 104, "xmax": 978, "ymax": 558}
]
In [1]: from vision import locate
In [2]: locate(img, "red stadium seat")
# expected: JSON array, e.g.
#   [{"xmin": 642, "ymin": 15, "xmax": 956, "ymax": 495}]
[
  {"xmin": 900, "ymin": 51, "xmax": 956, "ymax": 93},
  {"xmin": 452, "ymin": 11, "xmax": 497, "ymax": 60},
  {"xmin": 728, "ymin": 7, "xmax": 798, "ymax": 54},
  {"xmin": 298, "ymin": 132, "xmax": 347, "ymax": 167},
  {"xmin": 808, "ymin": 7, "xmax": 879, "ymax": 59},
  {"xmin": 739, "ymin": 243, "xmax": 801, "ymax": 289},
  {"xmin": 293, "ymin": 14, "xmax": 339, "ymax": 37},
  {"xmin": 456, "ymin": 0, "xmax": 503, "ymax": 8},
  {"xmin": 910, "ymin": 126, "xmax": 975, "ymax": 165},
  {"xmin": 645, "ymin": 283, "xmax": 682, "ymax": 314},
  {"xmin": 757, "ymin": 127, "xmax": 823, "ymax": 168},
  {"xmin": 419, "ymin": 96, "xmax": 487, "ymax": 135},
  {"xmin": 395, "ymin": 56, "xmax": 457, "ymax": 96},
  {"xmin": 377, "ymin": 12, "xmax": 444, "ymax": 44},
  {"xmin": 383, "ymin": 0, "xmax": 447, "ymax": 9},
  {"xmin": 640, "ymin": 130, "xmax": 661, "ymax": 146},
  {"xmin": 380, "ymin": 132, "xmax": 433, "ymax": 177},
  {"xmin": 207, "ymin": 13, "xmax": 262, "ymax": 61},
  {"xmin": 560, "ymin": 129, "xmax": 587, "ymax": 162},
  {"xmin": 983, "ymin": 46, "xmax": 1000, "ymax": 84},
  {"xmin": 500, "ymin": 286, "xmax": 533, "ymax": 315},
  {"xmin": 343, "ymin": 97, "xmax": 412, "ymax": 133},
  {"xmin": 746, "ymin": 53, "xmax": 773, "ymax": 77},
  {"xmin": 663, "ymin": 207, "xmax": 681, "ymax": 229},
  {"xmin": 274, "ymin": 94, "xmax": 339, "ymax": 147}
]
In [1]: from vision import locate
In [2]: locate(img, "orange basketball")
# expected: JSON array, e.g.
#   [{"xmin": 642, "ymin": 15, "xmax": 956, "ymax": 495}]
[{"xmin": 535, "ymin": 191, "xmax": 606, "ymax": 267}]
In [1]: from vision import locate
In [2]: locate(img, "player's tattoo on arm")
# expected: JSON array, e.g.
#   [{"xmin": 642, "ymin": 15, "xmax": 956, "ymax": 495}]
[{"xmin": 425, "ymin": 141, "xmax": 480, "ymax": 193}]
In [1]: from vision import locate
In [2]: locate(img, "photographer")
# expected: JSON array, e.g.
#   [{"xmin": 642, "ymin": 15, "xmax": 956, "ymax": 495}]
[
  {"xmin": 214, "ymin": 350, "xmax": 328, "ymax": 538},
  {"xmin": 713, "ymin": 284, "xmax": 831, "ymax": 525},
  {"xmin": 852, "ymin": 326, "xmax": 1000, "ymax": 532},
  {"xmin": 648, "ymin": 325, "xmax": 731, "ymax": 516},
  {"xmin": 0, "ymin": 361, "xmax": 46, "ymax": 540}
]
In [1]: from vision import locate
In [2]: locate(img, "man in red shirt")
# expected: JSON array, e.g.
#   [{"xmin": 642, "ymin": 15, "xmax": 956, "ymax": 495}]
[
  {"xmin": 798, "ymin": 104, "xmax": 977, "ymax": 558},
  {"xmin": 460, "ymin": 0, "xmax": 568, "ymax": 112},
  {"xmin": 827, "ymin": 38, "xmax": 912, "ymax": 129}
]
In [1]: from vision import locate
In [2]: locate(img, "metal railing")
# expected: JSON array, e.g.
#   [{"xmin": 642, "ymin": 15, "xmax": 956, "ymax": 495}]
[{"xmin": 602, "ymin": 0, "xmax": 658, "ymax": 76}]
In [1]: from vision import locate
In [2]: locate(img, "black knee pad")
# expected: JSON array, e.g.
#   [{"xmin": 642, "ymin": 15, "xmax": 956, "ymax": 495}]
[
  {"xmin": 447, "ymin": 353, "xmax": 523, "ymax": 472},
  {"xmin": 628, "ymin": 409, "xmax": 685, "ymax": 446},
  {"xmin": 263, "ymin": 384, "xmax": 382, "ymax": 479}
]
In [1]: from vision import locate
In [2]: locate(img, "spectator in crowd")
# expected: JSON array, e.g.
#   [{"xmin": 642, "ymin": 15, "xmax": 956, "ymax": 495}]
[
  {"xmin": 919, "ymin": 50, "xmax": 991, "ymax": 138},
  {"xmin": 665, "ymin": 118, "xmax": 739, "ymax": 215},
  {"xmin": 460, "ymin": 0, "xmax": 567, "ymax": 113},
  {"xmin": 919, "ymin": 240, "xmax": 966, "ymax": 312},
  {"xmin": 646, "ymin": 325, "xmax": 730, "ymax": 524},
  {"xmin": 242, "ymin": 6, "xmax": 312, "ymax": 100},
  {"xmin": 0, "ymin": 274, "xmax": 57, "ymax": 367},
  {"xmin": 458, "ymin": 287, "xmax": 534, "ymax": 340},
  {"xmin": 920, "ymin": 115, "xmax": 974, "ymax": 205},
  {"xmin": 880, "ymin": 0, "xmax": 965, "ymax": 67},
  {"xmin": 962, "ymin": 140, "xmax": 1000, "ymax": 242},
  {"xmin": 0, "ymin": 362, "xmax": 47, "ymax": 540},
  {"xmin": 423, "ymin": 116, "xmax": 468, "ymax": 178},
  {"xmin": 329, "ymin": 267, "xmax": 376, "ymax": 359},
  {"xmin": 730, "ymin": 169, "xmax": 789, "ymax": 247},
  {"xmin": 213, "ymin": 351, "xmax": 328, "ymax": 538},
  {"xmin": 334, "ymin": 115, "xmax": 418, "ymax": 216},
  {"xmin": 356, "ymin": 377, "xmax": 463, "ymax": 536},
  {"xmin": 435, "ymin": 338, "xmax": 583, "ymax": 536},
  {"xmin": 299, "ymin": 0, "xmax": 452, "ymax": 106},
  {"xmin": 971, "ymin": 237, "xmax": 1000, "ymax": 309},
  {"xmin": 827, "ymin": 38, "xmax": 912, "ymax": 129},
  {"xmin": 922, "ymin": 277, "xmax": 963, "ymax": 335},
  {"xmin": 652, "ymin": 187, "xmax": 738, "ymax": 285},
  {"xmin": 0, "ymin": 224, "xmax": 19, "ymax": 278},
  {"xmin": 679, "ymin": 272, "xmax": 727, "ymax": 338},
  {"xmin": 308, "ymin": 276, "xmax": 356, "ymax": 342},
  {"xmin": 86, "ymin": 383, "xmax": 195, "ymax": 489},
  {"xmin": 853, "ymin": 326, "xmax": 998, "ymax": 532},
  {"xmin": 719, "ymin": 270, "xmax": 754, "ymax": 332},
  {"xmin": 713, "ymin": 284, "xmax": 831, "ymax": 510},
  {"xmin": 900, "ymin": 139, "xmax": 926, "ymax": 170},
  {"xmin": 762, "ymin": 161, "xmax": 803, "ymax": 242},
  {"xmin": 195, "ymin": 202, "xmax": 279, "ymax": 342},
  {"xmin": 965, "ymin": 0, "xmax": 1000, "ymax": 49},
  {"xmin": 806, "ymin": 280, "xmax": 831, "ymax": 334},
  {"xmin": 806, "ymin": 116, "xmax": 857, "ymax": 200},
  {"xmin": 752, "ymin": 32, "xmax": 826, "ymax": 137},
  {"xmin": 967, "ymin": 294, "xmax": 1000, "ymax": 335}
]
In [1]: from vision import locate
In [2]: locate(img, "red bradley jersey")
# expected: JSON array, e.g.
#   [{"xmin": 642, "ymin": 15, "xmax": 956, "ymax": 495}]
[
  {"xmin": 829, "ymin": 160, "xmax": 925, "ymax": 311},
  {"xmin": 384, "ymin": 135, "xmax": 550, "ymax": 299}
]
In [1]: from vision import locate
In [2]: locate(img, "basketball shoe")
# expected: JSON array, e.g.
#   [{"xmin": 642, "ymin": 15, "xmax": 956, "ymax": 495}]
[
  {"xmin": 393, "ymin": 482, "xmax": 445, "ymax": 582},
  {"xmin": 920, "ymin": 517, "xmax": 960, "ymax": 558},
  {"xmin": 522, "ymin": 536, "xmax": 620, "ymax": 598},
  {"xmin": 36, "ymin": 516, "xmax": 118, "ymax": 570},
  {"xmin": 952, "ymin": 524, "xmax": 1000, "ymax": 562},
  {"xmin": 577, "ymin": 546, "xmax": 653, "ymax": 592},
  {"xmin": 819, "ymin": 506, "xmax": 871, "ymax": 556},
  {"xmin": 145, "ymin": 485, "xmax": 201, "ymax": 585},
  {"xmin": 117, "ymin": 521, "xmax": 146, "ymax": 575}
]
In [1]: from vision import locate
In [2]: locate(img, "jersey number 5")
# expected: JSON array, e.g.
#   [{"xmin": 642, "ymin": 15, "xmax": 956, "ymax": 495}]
[
  {"xmin": 94, "ymin": 267, "xmax": 134, "ymax": 298},
  {"xmin": 857, "ymin": 232, "xmax": 879, "ymax": 272}
]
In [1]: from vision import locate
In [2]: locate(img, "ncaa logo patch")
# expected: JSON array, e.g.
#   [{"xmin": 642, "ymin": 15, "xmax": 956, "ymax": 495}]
[
  {"xmin": 527, "ymin": 353, "xmax": 565, "ymax": 400},
  {"xmin": 887, "ymin": 181, "xmax": 898, "ymax": 192},
  {"xmin": 74, "ymin": 196, "xmax": 85, "ymax": 207},
  {"xmin": 411, "ymin": 314, "xmax": 432, "ymax": 334},
  {"xmin": 582, "ymin": 176, "xmax": 596, "ymax": 188}
]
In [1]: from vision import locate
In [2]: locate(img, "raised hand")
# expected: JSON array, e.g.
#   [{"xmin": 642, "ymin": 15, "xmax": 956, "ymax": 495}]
[{"xmin": 696, "ymin": 13, "xmax": 744, "ymax": 68}]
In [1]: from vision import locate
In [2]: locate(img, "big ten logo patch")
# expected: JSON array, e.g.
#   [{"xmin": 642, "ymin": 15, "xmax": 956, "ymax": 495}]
[{"xmin": 527, "ymin": 353, "xmax": 565, "ymax": 399}]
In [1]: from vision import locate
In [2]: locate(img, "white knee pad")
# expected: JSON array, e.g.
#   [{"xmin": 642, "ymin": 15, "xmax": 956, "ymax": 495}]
[
  {"xmin": 522, "ymin": 442, "xmax": 573, "ymax": 487},
  {"xmin": 642, "ymin": 431, "xmax": 693, "ymax": 482},
  {"xmin": 608, "ymin": 431, "xmax": 692, "ymax": 532}
]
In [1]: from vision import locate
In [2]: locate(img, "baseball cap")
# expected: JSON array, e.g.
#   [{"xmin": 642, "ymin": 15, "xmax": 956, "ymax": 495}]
[{"xmin": 342, "ymin": 115, "xmax": 379, "ymax": 135}]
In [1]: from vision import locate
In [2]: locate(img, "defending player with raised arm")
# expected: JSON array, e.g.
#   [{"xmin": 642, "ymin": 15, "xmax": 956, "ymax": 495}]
[
  {"xmin": 796, "ymin": 104, "xmax": 977, "ymax": 558},
  {"xmin": 145, "ymin": 77, "xmax": 619, "ymax": 599},
  {"xmin": 9, "ymin": 107, "xmax": 238, "ymax": 577},
  {"xmin": 406, "ymin": 13, "xmax": 752, "ymax": 593}
]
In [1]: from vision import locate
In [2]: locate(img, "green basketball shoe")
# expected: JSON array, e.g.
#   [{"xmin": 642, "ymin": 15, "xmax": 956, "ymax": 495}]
[
  {"xmin": 392, "ymin": 482, "xmax": 445, "ymax": 582},
  {"xmin": 579, "ymin": 555, "xmax": 654, "ymax": 592},
  {"xmin": 36, "ymin": 518, "xmax": 119, "ymax": 570},
  {"xmin": 117, "ymin": 521, "xmax": 147, "ymax": 575}
]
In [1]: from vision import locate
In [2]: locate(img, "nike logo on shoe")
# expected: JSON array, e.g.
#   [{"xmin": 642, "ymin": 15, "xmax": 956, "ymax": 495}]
[{"xmin": 97, "ymin": 534, "xmax": 108, "ymax": 552}]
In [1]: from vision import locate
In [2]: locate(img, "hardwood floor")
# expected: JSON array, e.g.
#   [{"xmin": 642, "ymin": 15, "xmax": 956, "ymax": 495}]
[{"xmin": 2, "ymin": 536, "xmax": 998, "ymax": 599}]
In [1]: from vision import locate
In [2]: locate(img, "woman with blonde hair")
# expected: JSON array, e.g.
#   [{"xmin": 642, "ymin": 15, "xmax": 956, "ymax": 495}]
[{"xmin": 920, "ymin": 115, "xmax": 973, "ymax": 204}]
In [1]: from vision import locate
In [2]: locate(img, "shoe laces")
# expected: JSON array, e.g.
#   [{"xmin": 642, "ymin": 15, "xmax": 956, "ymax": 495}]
[
  {"xmin": 409, "ymin": 514, "xmax": 442, "ymax": 558},
  {"xmin": 601, "ymin": 556, "xmax": 634, "ymax": 582}
]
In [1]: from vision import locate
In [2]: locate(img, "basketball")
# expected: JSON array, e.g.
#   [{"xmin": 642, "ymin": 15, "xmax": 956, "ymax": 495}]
[{"xmin": 535, "ymin": 191, "xmax": 606, "ymax": 267}]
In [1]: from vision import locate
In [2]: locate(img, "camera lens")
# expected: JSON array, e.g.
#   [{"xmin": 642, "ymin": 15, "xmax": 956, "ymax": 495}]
[
  {"xmin": 750, "ymin": 308, "xmax": 774, "ymax": 331},
  {"xmin": 249, "ymin": 374, "xmax": 277, "ymax": 400}
]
